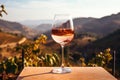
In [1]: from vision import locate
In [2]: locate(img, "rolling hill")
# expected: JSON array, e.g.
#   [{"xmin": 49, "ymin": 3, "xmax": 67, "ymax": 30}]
[
  {"xmin": 35, "ymin": 24, "xmax": 52, "ymax": 33},
  {"xmin": 0, "ymin": 19, "xmax": 38, "ymax": 39},
  {"xmin": 74, "ymin": 12, "xmax": 120, "ymax": 37},
  {"xmin": 86, "ymin": 29, "xmax": 120, "ymax": 51},
  {"xmin": 0, "ymin": 31, "xmax": 21, "ymax": 45},
  {"xmin": 42, "ymin": 12, "xmax": 120, "ymax": 40}
]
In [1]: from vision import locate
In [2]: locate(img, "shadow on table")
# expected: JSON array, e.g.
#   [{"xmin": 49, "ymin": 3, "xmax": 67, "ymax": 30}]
[{"xmin": 18, "ymin": 71, "xmax": 52, "ymax": 80}]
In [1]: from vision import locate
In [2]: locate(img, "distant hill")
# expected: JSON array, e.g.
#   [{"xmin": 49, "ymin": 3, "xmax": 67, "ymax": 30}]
[
  {"xmin": 45, "ymin": 12, "xmax": 120, "ymax": 54},
  {"xmin": 20, "ymin": 19, "xmax": 53, "ymax": 26},
  {"xmin": 73, "ymin": 17, "xmax": 96, "ymax": 33},
  {"xmin": 35, "ymin": 24, "xmax": 52, "ymax": 33},
  {"xmin": 0, "ymin": 19, "xmax": 38, "ymax": 39},
  {"xmin": 42, "ymin": 12, "xmax": 120, "ymax": 40},
  {"xmin": 1, "ymin": 12, "xmax": 120, "ymax": 39},
  {"xmin": 20, "ymin": 20, "xmax": 53, "ymax": 30},
  {"xmin": 74, "ymin": 12, "xmax": 120, "ymax": 37}
]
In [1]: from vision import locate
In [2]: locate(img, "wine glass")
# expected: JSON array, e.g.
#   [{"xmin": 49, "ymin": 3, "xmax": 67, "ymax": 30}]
[{"xmin": 51, "ymin": 14, "xmax": 74, "ymax": 73}]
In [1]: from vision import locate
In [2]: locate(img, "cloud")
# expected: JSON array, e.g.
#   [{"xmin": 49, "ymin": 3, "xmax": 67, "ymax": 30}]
[
  {"xmin": 0, "ymin": 0, "xmax": 79, "ymax": 21},
  {"xmin": 1, "ymin": 0, "xmax": 120, "ymax": 21}
]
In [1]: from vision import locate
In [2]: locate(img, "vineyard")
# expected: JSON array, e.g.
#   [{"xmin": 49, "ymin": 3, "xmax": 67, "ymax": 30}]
[
  {"xmin": 0, "ymin": 34, "xmax": 118, "ymax": 80},
  {"xmin": 0, "ymin": 3, "xmax": 120, "ymax": 80}
]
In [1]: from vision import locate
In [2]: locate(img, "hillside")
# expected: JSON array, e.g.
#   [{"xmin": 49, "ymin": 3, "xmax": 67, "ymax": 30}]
[
  {"xmin": 46, "ymin": 35, "xmax": 96, "ymax": 54},
  {"xmin": 0, "ymin": 19, "xmax": 38, "ymax": 39},
  {"xmin": 74, "ymin": 12, "xmax": 120, "ymax": 37},
  {"xmin": 0, "ymin": 31, "xmax": 21, "ymax": 45},
  {"xmin": 35, "ymin": 24, "xmax": 52, "ymax": 33},
  {"xmin": 84, "ymin": 29, "xmax": 120, "ymax": 74},
  {"xmin": 44, "ymin": 12, "xmax": 120, "ymax": 54},
  {"xmin": 86, "ymin": 29, "xmax": 120, "ymax": 50},
  {"xmin": 73, "ymin": 17, "xmax": 96, "ymax": 33},
  {"xmin": 42, "ymin": 12, "xmax": 120, "ymax": 40}
]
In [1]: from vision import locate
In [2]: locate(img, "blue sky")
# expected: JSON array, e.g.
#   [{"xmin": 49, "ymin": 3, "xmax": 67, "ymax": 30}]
[{"xmin": 0, "ymin": 0, "xmax": 120, "ymax": 21}]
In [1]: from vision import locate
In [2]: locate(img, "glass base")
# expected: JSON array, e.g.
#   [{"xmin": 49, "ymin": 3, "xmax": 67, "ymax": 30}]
[{"xmin": 52, "ymin": 67, "xmax": 71, "ymax": 74}]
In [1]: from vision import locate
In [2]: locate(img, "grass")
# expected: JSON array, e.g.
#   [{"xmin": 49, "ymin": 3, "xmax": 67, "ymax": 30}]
[{"xmin": 0, "ymin": 32, "xmax": 21, "ymax": 45}]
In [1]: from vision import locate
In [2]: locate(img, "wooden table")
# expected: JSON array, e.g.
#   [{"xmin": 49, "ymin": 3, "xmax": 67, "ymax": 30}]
[{"xmin": 17, "ymin": 67, "xmax": 117, "ymax": 80}]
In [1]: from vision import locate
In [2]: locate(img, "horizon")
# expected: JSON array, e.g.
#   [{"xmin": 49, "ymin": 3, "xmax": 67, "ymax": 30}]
[{"xmin": 0, "ymin": 0, "xmax": 120, "ymax": 21}]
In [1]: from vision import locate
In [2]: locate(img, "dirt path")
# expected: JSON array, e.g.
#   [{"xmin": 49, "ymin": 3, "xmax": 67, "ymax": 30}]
[
  {"xmin": 0, "ymin": 37, "xmax": 26, "ymax": 48},
  {"xmin": 0, "ymin": 37, "xmax": 26, "ymax": 58}
]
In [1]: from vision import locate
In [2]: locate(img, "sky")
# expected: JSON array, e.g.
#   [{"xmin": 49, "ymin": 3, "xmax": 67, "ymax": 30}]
[{"xmin": 0, "ymin": 0, "xmax": 120, "ymax": 21}]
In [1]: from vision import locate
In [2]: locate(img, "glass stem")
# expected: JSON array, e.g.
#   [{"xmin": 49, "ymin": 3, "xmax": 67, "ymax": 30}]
[{"xmin": 61, "ymin": 45, "xmax": 65, "ymax": 68}]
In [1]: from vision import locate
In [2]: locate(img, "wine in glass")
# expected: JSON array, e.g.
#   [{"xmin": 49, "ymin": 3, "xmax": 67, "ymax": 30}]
[{"xmin": 51, "ymin": 14, "xmax": 74, "ymax": 73}]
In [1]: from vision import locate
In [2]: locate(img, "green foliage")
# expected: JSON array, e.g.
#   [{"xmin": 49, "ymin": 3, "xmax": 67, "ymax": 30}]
[
  {"xmin": 0, "ymin": 62, "xmax": 4, "ymax": 73},
  {"xmin": 88, "ymin": 48, "xmax": 112, "ymax": 67},
  {"xmin": 40, "ymin": 53, "xmax": 60, "ymax": 66},
  {"xmin": 5, "ymin": 57, "xmax": 18, "ymax": 74},
  {"xmin": 0, "ymin": 33, "xmax": 117, "ymax": 79},
  {"xmin": 23, "ymin": 34, "xmax": 60, "ymax": 67},
  {"xmin": 0, "ymin": 56, "xmax": 22, "ymax": 74},
  {"xmin": 0, "ymin": 34, "xmax": 60, "ymax": 79},
  {"xmin": 79, "ymin": 57, "xmax": 86, "ymax": 67},
  {"xmin": 0, "ymin": 56, "xmax": 22, "ymax": 79},
  {"xmin": 69, "ymin": 48, "xmax": 113, "ymax": 68}
]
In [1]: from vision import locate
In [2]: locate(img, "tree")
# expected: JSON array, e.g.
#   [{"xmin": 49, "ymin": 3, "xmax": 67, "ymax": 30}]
[{"xmin": 0, "ymin": 4, "xmax": 7, "ymax": 17}]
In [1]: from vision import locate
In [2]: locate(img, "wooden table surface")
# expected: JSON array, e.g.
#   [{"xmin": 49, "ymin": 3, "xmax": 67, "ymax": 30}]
[{"xmin": 17, "ymin": 67, "xmax": 117, "ymax": 80}]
